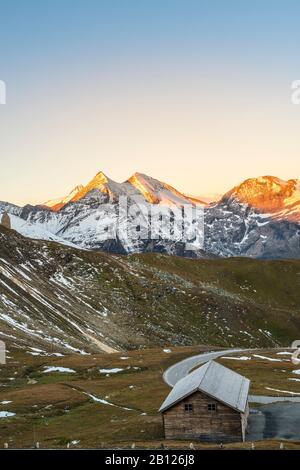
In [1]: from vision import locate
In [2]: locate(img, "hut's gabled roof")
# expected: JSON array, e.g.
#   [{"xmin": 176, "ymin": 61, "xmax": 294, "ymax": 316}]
[{"xmin": 159, "ymin": 360, "xmax": 250, "ymax": 413}]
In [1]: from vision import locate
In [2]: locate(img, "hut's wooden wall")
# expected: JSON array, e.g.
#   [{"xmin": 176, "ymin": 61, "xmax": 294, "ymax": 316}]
[
  {"xmin": 163, "ymin": 390, "xmax": 245, "ymax": 442},
  {"xmin": 241, "ymin": 401, "xmax": 249, "ymax": 441}
]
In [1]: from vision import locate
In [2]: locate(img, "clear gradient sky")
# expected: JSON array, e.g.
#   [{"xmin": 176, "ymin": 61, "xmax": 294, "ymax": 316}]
[{"xmin": 0, "ymin": 0, "xmax": 299, "ymax": 205}]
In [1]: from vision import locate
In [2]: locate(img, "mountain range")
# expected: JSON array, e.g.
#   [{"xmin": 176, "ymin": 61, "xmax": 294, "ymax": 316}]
[{"xmin": 1, "ymin": 172, "xmax": 299, "ymax": 259}]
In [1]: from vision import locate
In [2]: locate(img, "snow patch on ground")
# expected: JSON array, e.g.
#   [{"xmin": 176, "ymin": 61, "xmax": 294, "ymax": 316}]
[
  {"xmin": 99, "ymin": 368, "xmax": 124, "ymax": 374},
  {"xmin": 82, "ymin": 391, "xmax": 133, "ymax": 411},
  {"xmin": 265, "ymin": 387, "xmax": 300, "ymax": 396},
  {"xmin": 253, "ymin": 354, "xmax": 283, "ymax": 362},
  {"xmin": 0, "ymin": 411, "xmax": 15, "ymax": 418},
  {"xmin": 42, "ymin": 366, "xmax": 76, "ymax": 374},
  {"xmin": 221, "ymin": 356, "xmax": 251, "ymax": 361}
]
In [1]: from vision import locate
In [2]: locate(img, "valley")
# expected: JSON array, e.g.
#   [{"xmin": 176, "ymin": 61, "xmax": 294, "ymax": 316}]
[
  {"xmin": 0, "ymin": 222, "xmax": 299, "ymax": 449},
  {"xmin": 0, "ymin": 346, "xmax": 299, "ymax": 449}
]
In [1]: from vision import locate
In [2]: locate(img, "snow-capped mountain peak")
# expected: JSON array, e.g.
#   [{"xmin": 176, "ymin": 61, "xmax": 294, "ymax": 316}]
[
  {"xmin": 223, "ymin": 175, "xmax": 300, "ymax": 221},
  {"xmin": 42, "ymin": 171, "xmax": 206, "ymax": 211},
  {"xmin": 71, "ymin": 171, "xmax": 113, "ymax": 202},
  {"xmin": 43, "ymin": 171, "xmax": 127, "ymax": 210},
  {"xmin": 43, "ymin": 184, "xmax": 84, "ymax": 211},
  {"xmin": 0, "ymin": 172, "xmax": 299, "ymax": 259},
  {"xmin": 127, "ymin": 172, "xmax": 205, "ymax": 206}
]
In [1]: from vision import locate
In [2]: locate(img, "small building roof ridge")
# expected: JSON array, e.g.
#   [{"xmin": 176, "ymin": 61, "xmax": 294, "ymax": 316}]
[{"xmin": 159, "ymin": 360, "xmax": 250, "ymax": 413}]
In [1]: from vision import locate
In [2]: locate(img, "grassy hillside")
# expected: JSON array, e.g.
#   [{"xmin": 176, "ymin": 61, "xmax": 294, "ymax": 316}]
[
  {"xmin": 0, "ymin": 225, "xmax": 300, "ymax": 352},
  {"xmin": 0, "ymin": 346, "xmax": 299, "ymax": 449}
]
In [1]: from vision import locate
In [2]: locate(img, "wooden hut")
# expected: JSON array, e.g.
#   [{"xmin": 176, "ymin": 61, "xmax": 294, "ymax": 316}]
[{"xmin": 159, "ymin": 360, "xmax": 250, "ymax": 442}]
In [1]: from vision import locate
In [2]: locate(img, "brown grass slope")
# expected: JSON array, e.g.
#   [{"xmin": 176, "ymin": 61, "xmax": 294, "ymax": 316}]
[
  {"xmin": 0, "ymin": 225, "xmax": 299, "ymax": 352},
  {"xmin": 0, "ymin": 346, "xmax": 299, "ymax": 449}
]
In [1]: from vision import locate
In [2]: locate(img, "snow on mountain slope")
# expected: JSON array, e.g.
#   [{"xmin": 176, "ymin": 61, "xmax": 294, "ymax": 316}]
[
  {"xmin": 42, "ymin": 184, "xmax": 84, "ymax": 211},
  {"xmin": 0, "ymin": 201, "xmax": 22, "ymax": 217},
  {"xmin": 70, "ymin": 172, "xmax": 139, "ymax": 204},
  {"xmin": 205, "ymin": 195, "xmax": 300, "ymax": 259},
  {"xmin": 42, "ymin": 171, "xmax": 205, "ymax": 211},
  {"xmin": 274, "ymin": 179, "xmax": 300, "ymax": 223},
  {"xmin": 0, "ymin": 173, "xmax": 299, "ymax": 259},
  {"xmin": 8, "ymin": 214, "xmax": 79, "ymax": 248},
  {"xmin": 127, "ymin": 172, "xmax": 206, "ymax": 206},
  {"xmin": 223, "ymin": 176, "xmax": 300, "ymax": 222},
  {"xmin": 200, "ymin": 176, "xmax": 300, "ymax": 259},
  {"xmin": 0, "ymin": 171, "xmax": 206, "ymax": 256}
]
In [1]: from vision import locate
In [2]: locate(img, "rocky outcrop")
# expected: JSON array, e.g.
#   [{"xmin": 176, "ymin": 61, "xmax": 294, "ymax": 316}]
[{"xmin": 1, "ymin": 212, "xmax": 11, "ymax": 230}]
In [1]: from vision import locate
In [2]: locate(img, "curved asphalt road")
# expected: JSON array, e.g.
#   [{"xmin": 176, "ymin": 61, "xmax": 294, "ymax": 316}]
[
  {"xmin": 163, "ymin": 348, "xmax": 300, "ymax": 404},
  {"xmin": 163, "ymin": 348, "xmax": 244, "ymax": 387}
]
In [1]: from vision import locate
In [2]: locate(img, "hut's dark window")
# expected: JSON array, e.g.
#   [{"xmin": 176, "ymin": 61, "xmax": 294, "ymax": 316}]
[
  {"xmin": 184, "ymin": 404, "xmax": 193, "ymax": 413},
  {"xmin": 208, "ymin": 403, "xmax": 217, "ymax": 411}
]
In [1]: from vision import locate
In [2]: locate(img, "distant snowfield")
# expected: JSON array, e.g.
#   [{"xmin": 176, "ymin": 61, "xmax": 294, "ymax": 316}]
[{"xmin": 9, "ymin": 214, "xmax": 80, "ymax": 249}]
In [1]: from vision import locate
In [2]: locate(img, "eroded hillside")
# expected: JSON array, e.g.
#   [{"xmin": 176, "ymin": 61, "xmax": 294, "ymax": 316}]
[{"xmin": 0, "ymin": 225, "xmax": 299, "ymax": 353}]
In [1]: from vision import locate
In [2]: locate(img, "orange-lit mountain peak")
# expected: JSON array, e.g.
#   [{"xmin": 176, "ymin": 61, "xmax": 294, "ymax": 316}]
[
  {"xmin": 127, "ymin": 173, "xmax": 160, "ymax": 204},
  {"xmin": 42, "ymin": 184, "xmax": 84, "ymax": 212},
  {"xmin": 40, "ymin": 172, "xmax": 299, "ymax": 221},
  {"xmin": 224, "ymin": 176, "xmax": 300, "ymax": 219},
  {"xmin": 92, "ymin": 171, "xmax": 109, "ymax": 184},
  {"xmin": 42, "ymin": 172, "xmax": 112, "ymax": 210},
  {"xmin": 127, "ymin": 172, "xmax": 202, "ymax": 206},
  {"xmin": 71, "ymin": 171, "xmax": 113, "ymax": 203}
]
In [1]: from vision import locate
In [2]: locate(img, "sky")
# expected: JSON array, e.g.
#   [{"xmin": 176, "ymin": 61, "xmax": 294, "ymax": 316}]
[{"xmin": 0, "ymin": 0, "xmax": 300, "ymax": 205}]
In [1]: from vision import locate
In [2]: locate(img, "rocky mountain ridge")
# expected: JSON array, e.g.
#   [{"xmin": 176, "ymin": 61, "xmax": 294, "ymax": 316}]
[{"xmin": 0, "ymin": 173, "xmax": 299, "ymax": 259}]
